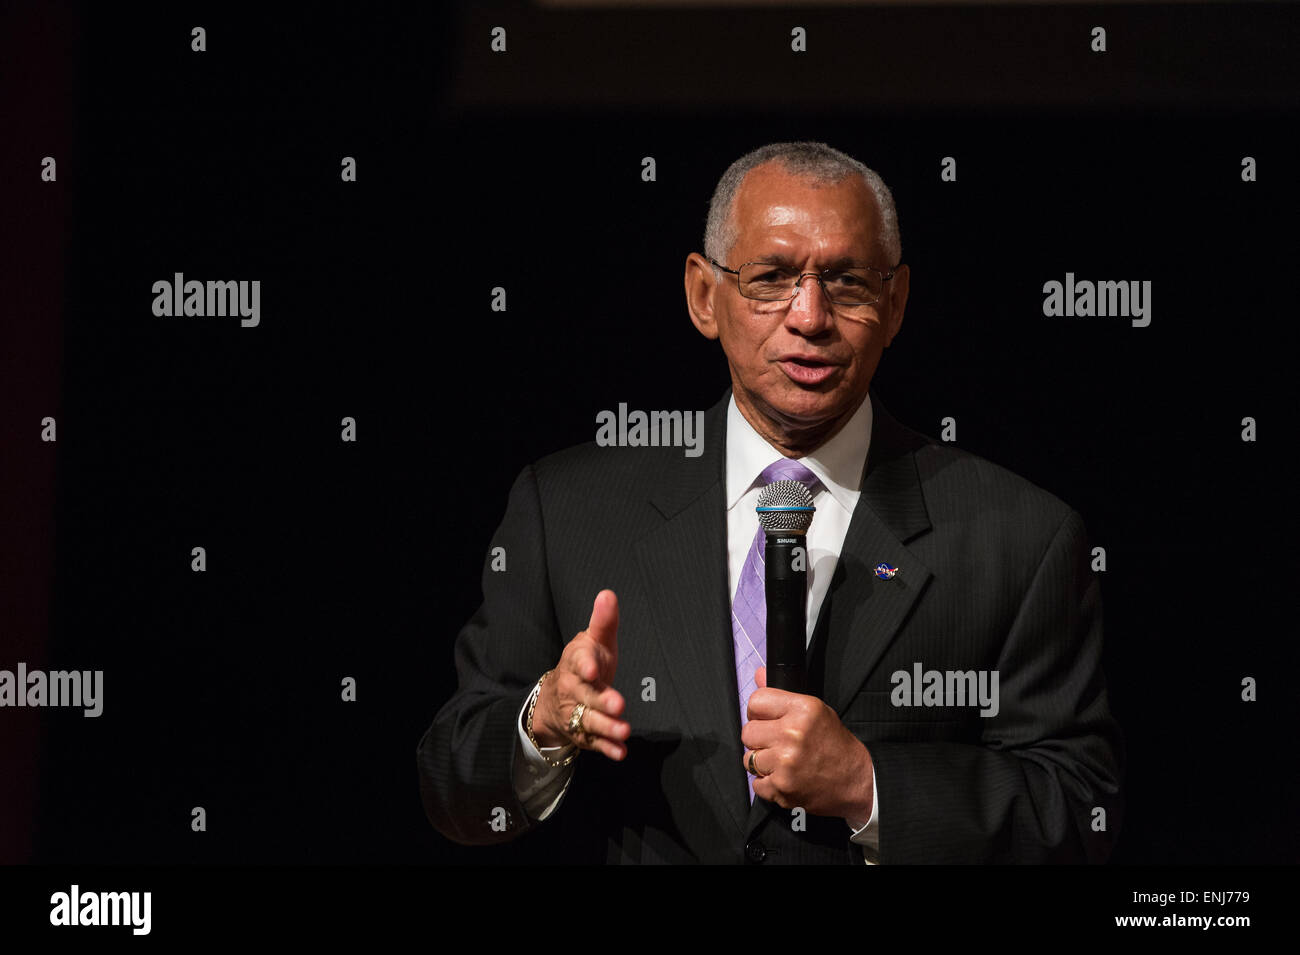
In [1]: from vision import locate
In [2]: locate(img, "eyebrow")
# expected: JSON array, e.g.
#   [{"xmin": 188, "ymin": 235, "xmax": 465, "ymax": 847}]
[{"xmin": 750, "ymin": 254, "xmax": 870, "ymax": 269}]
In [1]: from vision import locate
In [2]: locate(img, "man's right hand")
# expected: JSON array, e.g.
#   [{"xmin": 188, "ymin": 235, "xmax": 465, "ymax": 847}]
[{"xmin": 530, "ymin": 589, "xmax": 629, "ymax": 760}]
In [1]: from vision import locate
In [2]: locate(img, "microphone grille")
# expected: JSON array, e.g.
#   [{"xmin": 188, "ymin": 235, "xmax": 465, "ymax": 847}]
[{"xmin": 756, "ymin": 479, "xmax": 816, "ymax": 532}]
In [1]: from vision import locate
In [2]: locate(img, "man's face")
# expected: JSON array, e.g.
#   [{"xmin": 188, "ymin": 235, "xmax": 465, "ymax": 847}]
[{"xmin": 686, "ymin": 161, "xmax": 908, "ymax": 450}]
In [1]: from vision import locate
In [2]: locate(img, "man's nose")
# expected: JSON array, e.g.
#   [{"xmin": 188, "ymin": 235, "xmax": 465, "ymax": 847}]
[{"xmin": 786, "ymin": 274, "xmax": 834, "ymax": 332}]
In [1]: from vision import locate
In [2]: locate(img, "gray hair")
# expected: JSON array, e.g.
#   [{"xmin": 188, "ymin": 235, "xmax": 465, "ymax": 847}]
[{"xmin": 703, "ymin": 141, "xmax": 901, "ymax": 271}]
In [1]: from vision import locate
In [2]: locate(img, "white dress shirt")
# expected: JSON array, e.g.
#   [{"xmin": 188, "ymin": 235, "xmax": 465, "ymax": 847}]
[{"xmin": 512, "ymin": 391, "xmax": 881, "ymax": 863}]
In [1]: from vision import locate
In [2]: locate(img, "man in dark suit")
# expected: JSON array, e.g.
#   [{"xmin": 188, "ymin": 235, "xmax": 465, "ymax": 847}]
[{"xmin": 417, "ymin": 141, "xmax": 1123, "ymax": 863}]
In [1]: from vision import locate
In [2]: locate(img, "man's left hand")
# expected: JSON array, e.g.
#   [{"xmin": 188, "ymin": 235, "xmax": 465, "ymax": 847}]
[{"xmin": 741, "ymin": 666, "xmax": 874, "ymax": 827}]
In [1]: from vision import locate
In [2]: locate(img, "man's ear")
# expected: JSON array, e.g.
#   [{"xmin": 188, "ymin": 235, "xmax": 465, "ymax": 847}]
[
  {"xmin": 883, "ymin": 263, "xmax": 909, "ymax": 348},
  {"xmin": 684, "ymin": 252, "xmax": 720, "ymax": 341}
]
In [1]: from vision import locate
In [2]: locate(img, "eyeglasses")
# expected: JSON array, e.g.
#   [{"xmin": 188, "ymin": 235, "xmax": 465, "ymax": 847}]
[{"xmin": 708, "ymin": 257, "xmax": 899, "ymax": 307}]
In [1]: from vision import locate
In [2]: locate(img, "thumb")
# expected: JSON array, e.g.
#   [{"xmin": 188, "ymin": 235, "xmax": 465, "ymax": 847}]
[
  {"xmin": 586, "ymin": 589, "xmax": 620, "ymax": 651},
  {"xmin": 754, "ymin": 666, "xmax": 767, "ymax": 689}
]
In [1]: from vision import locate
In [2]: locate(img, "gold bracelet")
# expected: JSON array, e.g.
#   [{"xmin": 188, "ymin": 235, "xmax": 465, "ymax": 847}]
[{"xmin": 526, "ymin": 670, "xmax": 577, "ymax": 767}]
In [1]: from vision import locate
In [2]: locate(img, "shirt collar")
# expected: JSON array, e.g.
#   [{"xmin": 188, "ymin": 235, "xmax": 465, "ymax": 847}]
[{"xmin": 725, "ymin": 390, "xmax": 873, "ymax": 513}]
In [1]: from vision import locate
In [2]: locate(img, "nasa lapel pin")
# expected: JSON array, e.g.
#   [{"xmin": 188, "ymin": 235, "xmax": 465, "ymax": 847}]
[{"xmin": 874, "ymin": 562, "xmax": 898, "ymax": 580}]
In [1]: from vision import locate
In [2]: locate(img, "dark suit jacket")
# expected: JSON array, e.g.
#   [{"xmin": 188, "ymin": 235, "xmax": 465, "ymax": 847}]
[{"xmin": 417, "ymin": 387, "xmax": 1123, "ymax": 863}]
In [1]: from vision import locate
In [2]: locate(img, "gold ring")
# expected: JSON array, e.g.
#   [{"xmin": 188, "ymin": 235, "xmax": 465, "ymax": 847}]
[
  {"xmin": 748, "ymin": 750, "xmax": 766, "ymax": 777},
  {"xmin": 568, "ymin": 702, "xmax": 589, "ymax": 739}
]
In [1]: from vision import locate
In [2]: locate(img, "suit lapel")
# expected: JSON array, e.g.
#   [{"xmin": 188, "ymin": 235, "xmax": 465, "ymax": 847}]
[
  {"xmin": 809, "ymin": 387, "xmax": 935, "ymax": 715},
  {"xmin": 634, "ymin": 391, "xmax": 750, "ymax": 838}
]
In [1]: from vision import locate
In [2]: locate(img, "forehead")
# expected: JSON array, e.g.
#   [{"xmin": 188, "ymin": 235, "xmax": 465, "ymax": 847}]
[{"xmin": 730, "ymin": 162, "xmax": 881, "ymax": 261}]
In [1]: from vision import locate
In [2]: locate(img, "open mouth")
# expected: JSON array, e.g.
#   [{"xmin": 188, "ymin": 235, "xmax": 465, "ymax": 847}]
[{"xmin": 777, "ymin": 359, "xmax": 838, "ymax": 385}]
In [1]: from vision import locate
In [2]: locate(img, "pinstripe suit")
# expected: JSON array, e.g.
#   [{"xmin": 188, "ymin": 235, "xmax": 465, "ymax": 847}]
[{"xmin": 417, "ymin": 386, "xmax": 1123, "ymax": 863}]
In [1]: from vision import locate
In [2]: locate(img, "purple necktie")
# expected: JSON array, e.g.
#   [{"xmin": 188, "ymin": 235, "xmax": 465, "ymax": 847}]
[{"xmin": 733, "ymin": 458, "xmax": 820, "ymax": 802}]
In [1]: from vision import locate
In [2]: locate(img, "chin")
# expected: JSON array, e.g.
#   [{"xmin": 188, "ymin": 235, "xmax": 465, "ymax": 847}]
[{"xmin": 765, "ymin": 390, "xmax": 847, "ymax": 426}]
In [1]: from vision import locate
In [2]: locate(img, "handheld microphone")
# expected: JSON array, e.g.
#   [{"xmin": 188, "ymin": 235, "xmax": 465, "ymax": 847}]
[{"xmin": 756, "ymin": 479, "xmax": 816, "ymax": 694}]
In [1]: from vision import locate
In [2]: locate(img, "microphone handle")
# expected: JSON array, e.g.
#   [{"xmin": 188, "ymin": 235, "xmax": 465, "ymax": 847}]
[{"xmin": 764, "ymin": 533, "xmax": 807, "ymax": 694}]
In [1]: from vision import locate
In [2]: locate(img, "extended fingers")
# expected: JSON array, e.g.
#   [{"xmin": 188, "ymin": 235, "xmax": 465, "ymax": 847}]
[
  {"xmin": 573, "ymin": 704, "xmax": 630, "ymax": 745},
  {"xmin": 570, "ymin": 641, "xmax": 609, "ymax": 686},
  {"xmin": 577, "ymin": 709, "xmax": 630, "ymax": 761},
  {"xmin": 558, "ymin": 651, "xmax": 624, "ymax": 713},
  {"xmin": 550, "ymin": 670, "xmax": 629, "ymax": 759},
  {"xmin": 557, "ymin": 698, "xmax": 628, "ymax": 761},
  {"xmin": 586, "ymin": 589, "xmax": 620, "ymax": 651}
]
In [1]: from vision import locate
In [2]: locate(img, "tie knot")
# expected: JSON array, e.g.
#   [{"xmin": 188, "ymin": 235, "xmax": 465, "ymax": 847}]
[{"xmin": 758, "ymin": 457, "xmax": 820, "ymax": 492}]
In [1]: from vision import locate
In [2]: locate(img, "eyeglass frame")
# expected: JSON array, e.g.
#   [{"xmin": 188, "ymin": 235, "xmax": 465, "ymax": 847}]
[{"xmin": 707, "ymin": 256, "xmax": 901, "ymax": 307}]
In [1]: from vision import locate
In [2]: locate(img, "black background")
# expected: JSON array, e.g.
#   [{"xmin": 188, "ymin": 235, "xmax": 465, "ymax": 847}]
[{"xmin": 5, "ymin": 0, "xmax": 1298, "ymax": 866}]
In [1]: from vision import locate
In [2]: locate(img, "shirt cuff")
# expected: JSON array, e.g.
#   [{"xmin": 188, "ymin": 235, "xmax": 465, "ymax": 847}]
[
  {"xmin": 512, "ymin": 683, "xmax": 577, "ymax": 821},
  {"xmin": 848, "ymin": 772, "xmax": 879, "ymax": 864}
]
